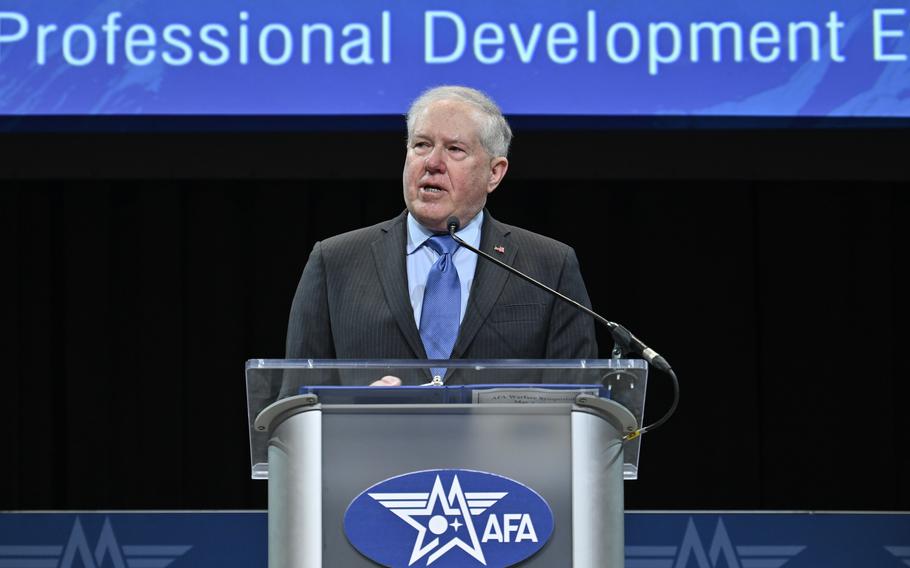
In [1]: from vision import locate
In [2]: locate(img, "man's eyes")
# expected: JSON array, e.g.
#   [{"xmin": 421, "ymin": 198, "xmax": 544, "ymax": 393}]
[{"xmin": 411, "ymin": 141, "xmax": 466, "ymax": 155}]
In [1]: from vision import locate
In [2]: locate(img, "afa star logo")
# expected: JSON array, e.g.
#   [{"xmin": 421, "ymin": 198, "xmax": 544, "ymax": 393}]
[
  {"xmin": 345, "ymin": 469, "xmax": 553, "ymax": 568},
  {"xmin": 369, "ymin": 474, "xmax": 507, "ymax": 565}
]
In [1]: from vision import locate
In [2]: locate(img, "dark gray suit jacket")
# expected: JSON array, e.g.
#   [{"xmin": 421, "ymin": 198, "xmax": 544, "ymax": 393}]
[{"xmin": 284, "ymin": 210, "xmax": 598, "ymax": 386}]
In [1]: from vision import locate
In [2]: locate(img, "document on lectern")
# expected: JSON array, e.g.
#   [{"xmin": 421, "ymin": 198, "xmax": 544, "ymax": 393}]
[{"xmin": 470, "ymin": 386, "xmax": 599, "ymax": 404}]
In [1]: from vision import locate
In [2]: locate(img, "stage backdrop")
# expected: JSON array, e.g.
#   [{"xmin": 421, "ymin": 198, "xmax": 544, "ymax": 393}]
[{"xmin": 1, "ymin": 179, "xmax": 907, "ymax": 512}]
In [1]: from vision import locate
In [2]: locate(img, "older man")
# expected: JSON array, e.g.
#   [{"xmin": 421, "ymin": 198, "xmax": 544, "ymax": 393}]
[{"xmin": 285, "ymin": 86, "xmax": 597, "ymax": 385}]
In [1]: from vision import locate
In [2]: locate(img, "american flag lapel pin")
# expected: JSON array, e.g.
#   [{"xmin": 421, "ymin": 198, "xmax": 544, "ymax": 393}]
[{"xmin": 494, "ymin": 245, "xmax": 505, "ymax": 254}]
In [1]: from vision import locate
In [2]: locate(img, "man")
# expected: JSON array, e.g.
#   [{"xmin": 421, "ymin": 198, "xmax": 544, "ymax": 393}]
[{"xmin": 285, "ymin": 86, "xmax": 597, "ymax": 387}]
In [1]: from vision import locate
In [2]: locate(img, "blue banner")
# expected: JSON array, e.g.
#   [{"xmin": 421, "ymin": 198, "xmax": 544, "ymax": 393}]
[
  {"xmin": 1, "ymin": 511, "xmax": 908, "ymax": 567},
  {"xmin": 1, "ymin": 0, "xmax": 909, "ymax": 116},
  {"xmin": 0, "ymin": 513, "xmax": 266, "ymax": 568}
]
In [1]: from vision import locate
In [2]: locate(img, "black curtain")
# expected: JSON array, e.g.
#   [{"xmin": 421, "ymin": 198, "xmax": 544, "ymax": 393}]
[{"xmin": 1, "ymin": 132, "xmax": 907, "ymax": 511}]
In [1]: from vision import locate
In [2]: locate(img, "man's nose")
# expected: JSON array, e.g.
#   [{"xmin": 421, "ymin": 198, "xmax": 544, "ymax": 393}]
[{"xmin": 425, "ymin": 146, "xmax": 446, "ymax": 173}]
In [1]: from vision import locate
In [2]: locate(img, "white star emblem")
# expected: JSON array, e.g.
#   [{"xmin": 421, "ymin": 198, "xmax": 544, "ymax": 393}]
[{"xmin": 369, "ymin": 474, "xmax": 507, "ymax": 566}]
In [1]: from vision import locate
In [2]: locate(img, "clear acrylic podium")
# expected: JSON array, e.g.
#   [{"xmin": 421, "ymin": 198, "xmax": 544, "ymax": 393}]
[{"xmin": 246, "ymin": 359, "xmax": 648, "ymax": 568}]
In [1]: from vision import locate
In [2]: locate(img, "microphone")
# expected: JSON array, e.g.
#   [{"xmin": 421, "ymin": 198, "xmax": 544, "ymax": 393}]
[
  {"xmin": 447, "ymin": 215, "xmax": 678, "ymax": 437},
  {"xmin": 447, "ymin": 216, "xmax": 670, "ymax": 373}
]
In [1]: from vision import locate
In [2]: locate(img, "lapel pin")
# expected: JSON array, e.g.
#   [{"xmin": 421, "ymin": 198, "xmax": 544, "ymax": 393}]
[{"xmin": 494, "ymin": 245, "xmax": 505, "ymax": 254}]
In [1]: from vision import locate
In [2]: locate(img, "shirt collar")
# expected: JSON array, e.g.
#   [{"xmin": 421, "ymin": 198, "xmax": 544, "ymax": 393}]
[{"xmin": 406, "ymin": 210, "xmax": 484, "ymax": 254}]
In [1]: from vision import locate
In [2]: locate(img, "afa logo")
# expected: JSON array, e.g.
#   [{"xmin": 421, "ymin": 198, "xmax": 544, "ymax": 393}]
[
  {"xmin": 344, "ymin": 469, "xmax": 554, "ymax": 568},
  {"xmin": 627, "ymin": 518, "xmax": 806, "ymax": 568},
  {"xmin": 0, "ymin": 516, "xmax": 191, "ymax": 568}
]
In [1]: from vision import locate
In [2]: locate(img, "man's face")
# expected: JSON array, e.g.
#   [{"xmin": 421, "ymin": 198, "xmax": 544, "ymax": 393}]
[{"xmin": 403, "ymin": 100, "xmax": 508, "ymax": 232}]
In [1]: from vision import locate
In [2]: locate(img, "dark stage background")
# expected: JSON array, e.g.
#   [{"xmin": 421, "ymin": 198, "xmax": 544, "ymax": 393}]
[{"xmin": 1, "ymin": 127, "xmax": 907, "ymax": 512}]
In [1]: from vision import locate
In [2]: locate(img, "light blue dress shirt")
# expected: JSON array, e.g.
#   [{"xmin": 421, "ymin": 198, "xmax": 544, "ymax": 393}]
[{"xmin": 406, "ymin": 211, "xmax": 483, "ymax": 328}]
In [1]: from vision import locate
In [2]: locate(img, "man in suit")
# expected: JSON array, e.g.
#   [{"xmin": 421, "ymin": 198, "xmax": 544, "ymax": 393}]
[{"xmin": 285, "ymin": 86, "xmax": 597, "ymax": 386}]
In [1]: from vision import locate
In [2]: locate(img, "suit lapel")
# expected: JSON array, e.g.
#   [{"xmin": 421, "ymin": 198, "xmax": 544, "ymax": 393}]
[
  {"xmin": 451, "ymin": 212, "xmax": 517, "ymax": 358},
  {"xmin": 371, "ymin": 213, "xmax": 427, "ymax": 359}
]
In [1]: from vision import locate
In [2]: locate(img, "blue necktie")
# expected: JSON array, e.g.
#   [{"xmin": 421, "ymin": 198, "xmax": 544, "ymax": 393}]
[{"xmin": 419, "ymin": 235, "xmax": 461, "ymax": 382}]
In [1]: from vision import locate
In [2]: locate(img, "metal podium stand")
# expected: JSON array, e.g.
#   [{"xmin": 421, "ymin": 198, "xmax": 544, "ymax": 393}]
[{"xmin": 246, "ymin": 359, "xmax": 648, "ymax": 568}]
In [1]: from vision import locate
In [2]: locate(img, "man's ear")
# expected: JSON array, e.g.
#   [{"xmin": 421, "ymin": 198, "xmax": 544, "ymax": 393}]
[{"xmin": 487, "ymin": 157, "xmax": 509, "ymax": 194}]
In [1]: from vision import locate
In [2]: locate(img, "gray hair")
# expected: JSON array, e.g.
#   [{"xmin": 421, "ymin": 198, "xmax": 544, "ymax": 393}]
[{"xmin": 406, "ymin": 85, "xmax": 512, "ymax": 159}]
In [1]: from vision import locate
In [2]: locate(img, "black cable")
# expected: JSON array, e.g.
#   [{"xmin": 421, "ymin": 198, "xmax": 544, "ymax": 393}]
[{"xmin": 626, "ymin": 368, "xmax": 679, "ymax": 440}]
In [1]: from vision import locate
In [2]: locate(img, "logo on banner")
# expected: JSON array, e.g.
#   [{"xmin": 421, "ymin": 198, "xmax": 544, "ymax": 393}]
[
  {"xmin": 0, "ymin": 516, "xmax": 191, "ymax": 568},
  {"xmin": 627, "ymin": 517, "xmax": 806, "ymax": 568},
  {"xmin": 885, "ymin": 546, "xmax": 910, "ymax": 565},
  {"xmin": 344, "ymin": 469, "xmax": 553, "ymax": 567}
]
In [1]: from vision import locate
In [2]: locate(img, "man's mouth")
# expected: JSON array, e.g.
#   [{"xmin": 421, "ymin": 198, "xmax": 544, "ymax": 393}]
[{"xmin": 421, "ymin": 185, "xmax": 445, "ymax": 193}]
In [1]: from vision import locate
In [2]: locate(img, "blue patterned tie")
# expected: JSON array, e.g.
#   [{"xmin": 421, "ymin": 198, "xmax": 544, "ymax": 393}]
[{"xmin": 419, "ymin": 235, "xmax": 461, "ymax": 382}]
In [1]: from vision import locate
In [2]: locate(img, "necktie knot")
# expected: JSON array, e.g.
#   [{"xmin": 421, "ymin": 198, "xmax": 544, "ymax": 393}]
[{"xmin": 425, "ymin": 234, "xmax": 459, "ymax": 257}]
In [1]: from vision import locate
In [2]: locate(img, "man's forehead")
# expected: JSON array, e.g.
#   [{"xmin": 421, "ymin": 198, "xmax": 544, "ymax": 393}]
[{"xmin": 411, "ymin": 100, "xmax": 483, "ymax": 142}]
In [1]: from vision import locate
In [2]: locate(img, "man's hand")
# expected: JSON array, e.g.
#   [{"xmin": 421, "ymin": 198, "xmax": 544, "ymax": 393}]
[{"xmin": 369, "ymin": 375, "xmax": 402, "ymax": 387}]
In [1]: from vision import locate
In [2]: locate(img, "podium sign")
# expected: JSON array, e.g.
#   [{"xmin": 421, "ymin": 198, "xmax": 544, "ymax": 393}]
[{"xmin": 245, "ymin": 359, "xmax": 647, "ymax": 567}]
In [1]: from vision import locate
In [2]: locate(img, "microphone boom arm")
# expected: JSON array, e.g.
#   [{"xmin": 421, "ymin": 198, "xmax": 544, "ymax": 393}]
[{"xmin": 447, "ymin": 217, "xmax": 678, "ymax": 437}]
